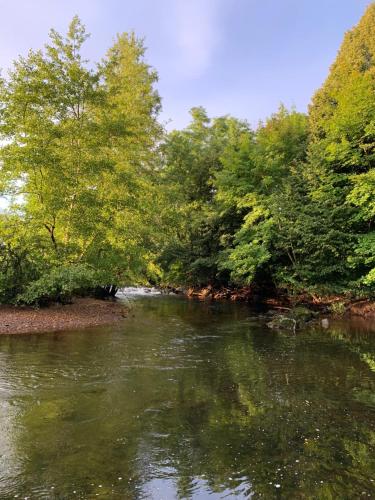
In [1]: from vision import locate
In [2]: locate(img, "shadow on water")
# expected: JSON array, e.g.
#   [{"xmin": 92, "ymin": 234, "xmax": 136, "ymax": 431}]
[{"xmin": 0, "ymin": 295, "xmax": 374, "ymax": 498}]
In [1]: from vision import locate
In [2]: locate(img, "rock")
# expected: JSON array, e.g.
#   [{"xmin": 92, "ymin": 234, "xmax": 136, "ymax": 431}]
[
  {"xmin": 267, "ymin": 315, "xmax": 297, "ymax": 332},
  {"xmin": 198, "ymin": 287, "xmax": 213, "ymax": 299},
  {"xmin": 267, "ymin": 306, "xmax": 317, "ymax": 331},
  {"xmin": 213, "ymin": 289, "xmax": 231, "ymax": 300},
  {"xmin": 321, "ymin": 318, "xmax": 329, "ymax": 329},
  {"xmin": 292, "ymin": 306, "xmax": 316, "ymax": 323}
]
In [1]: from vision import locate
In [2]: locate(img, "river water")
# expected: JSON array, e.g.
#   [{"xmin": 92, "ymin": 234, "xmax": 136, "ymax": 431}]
[{"xmin": 0, "ymin": 294, "xmax": 374, "ymax": 499}]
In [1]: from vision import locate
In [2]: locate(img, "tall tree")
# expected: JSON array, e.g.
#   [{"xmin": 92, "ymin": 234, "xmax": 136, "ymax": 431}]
[
  {"xmin": 215, "ymin": 107, "xmax": 309, "ymax": 289},
  {"xmin": 0, "ymin": 17, "xmax": 163, "ymax": 303},
  {"xmin": 160, "ymin": 108, "xmax": 249, "ymax": 286},
  {"xmin": 308, "ymin": 3, "xmax": 375, "ymax": 292}
]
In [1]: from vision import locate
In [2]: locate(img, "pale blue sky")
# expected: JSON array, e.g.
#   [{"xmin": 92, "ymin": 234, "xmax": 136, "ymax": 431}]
[{"xmin": 0, "ymin": 0, "xmax": 372, "ymax": 130}]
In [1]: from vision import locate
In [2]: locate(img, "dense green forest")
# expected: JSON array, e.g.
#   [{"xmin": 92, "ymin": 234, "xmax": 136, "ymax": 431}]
[{"xmin": 0, "ymin": 5, "xmax": 374, "ymax": 305}]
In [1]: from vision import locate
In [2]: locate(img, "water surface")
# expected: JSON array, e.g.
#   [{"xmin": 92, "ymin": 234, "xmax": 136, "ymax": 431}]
[{"xmin": 0, "ymin": 295, "xmax": 374, "ymax": 498}]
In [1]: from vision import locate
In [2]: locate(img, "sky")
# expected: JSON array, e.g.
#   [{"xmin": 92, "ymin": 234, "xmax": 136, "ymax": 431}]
[{"xmin": 0, "ymin": 0, "xmax": 372, "ymax": 131}]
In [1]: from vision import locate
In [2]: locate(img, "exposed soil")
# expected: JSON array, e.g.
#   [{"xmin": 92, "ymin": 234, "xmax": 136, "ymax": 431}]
[
  {"xmin": 347, "ymin": 299, "xmax": 375, "ymax": 318},
  {"xmin": 0, "ymin": 298, "xmax": 128, "ymax": 335},
  {"xmin": 185, "ymin": 286, "xmax": 375, "ymax": 318},
  {"xmin": 186, "ymin": 286, "xmax": 256, "ymax": 302}
]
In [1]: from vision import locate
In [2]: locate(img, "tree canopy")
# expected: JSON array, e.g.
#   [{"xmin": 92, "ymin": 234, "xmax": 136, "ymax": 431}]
[
  {"xmin": 159, "ymin": 4, "xmax": 375, "ymax": 298},
  {"xmin": 0, "ymin": 17, "xmax": 163, "ymax": 303},
  {"xmin": 1, "ymin": 5, "xmax": 375, "ymax": 304}
]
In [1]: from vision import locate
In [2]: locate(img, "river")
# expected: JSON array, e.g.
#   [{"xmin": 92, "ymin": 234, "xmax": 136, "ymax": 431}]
[{"xmin": 0, "ymin": 293, "xmax": 374, "ymax": 498}]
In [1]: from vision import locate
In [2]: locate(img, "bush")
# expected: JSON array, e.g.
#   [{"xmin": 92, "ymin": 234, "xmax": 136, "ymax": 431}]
[
  {"xmin": 16, "ymin": 264, "xmax": 99, "ymax": 306},
  {"xmin": 329, "ymin": 301, "xmax": 347, "ymax": 316},
  {"xmin": 0, "ymin": 243, "xmax": 38, "ymax": 304}
]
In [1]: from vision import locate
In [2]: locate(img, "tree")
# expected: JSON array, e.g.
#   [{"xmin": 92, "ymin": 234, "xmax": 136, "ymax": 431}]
[
  {"xmin": 0, "ymin": 17, "xmax": 163, "ymax": 303},
  {"xmin": 307, "ymin": 3, "xmax": 375, "ymax": 293},
  {"xmin": 215, "ymin": 107, "xmax": 309, "ymax": 289},
  {"xmin": 159, "ymin": 108, "xmax": 249, "ymax": 286}
]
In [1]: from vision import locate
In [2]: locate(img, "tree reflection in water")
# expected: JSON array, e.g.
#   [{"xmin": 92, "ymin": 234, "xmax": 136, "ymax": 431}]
[{"xmin": 0, "ymin": 296, "xmax": 373, "ymax": 498}]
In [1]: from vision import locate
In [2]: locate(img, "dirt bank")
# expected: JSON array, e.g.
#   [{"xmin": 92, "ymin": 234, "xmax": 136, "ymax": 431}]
[
  {"xmin": 186, "ymin": 286, "xmax": 375, "ymax": 318},
  {"xmin": 0, "ymin": 298, "xmax": 128, "ymax": 335},
  {"xmin": 347, "ymin": 299, "xmax": 375, "ymax": 318}
]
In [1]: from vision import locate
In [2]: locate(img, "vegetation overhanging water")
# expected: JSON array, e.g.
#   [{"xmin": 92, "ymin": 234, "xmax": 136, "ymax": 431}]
[{"xmin": 1, "ymin": 6, "xmax": 375, "ymax": 308}]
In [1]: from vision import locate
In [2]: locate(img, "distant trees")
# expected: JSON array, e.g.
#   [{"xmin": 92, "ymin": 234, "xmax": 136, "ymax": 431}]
[
  {"xmin": 159, "ymin": 107, "xmax": 249, "ymax": 286},
  {"xmin": 161, "ymin": 107, "xmax": 312, "ymax": 291}
]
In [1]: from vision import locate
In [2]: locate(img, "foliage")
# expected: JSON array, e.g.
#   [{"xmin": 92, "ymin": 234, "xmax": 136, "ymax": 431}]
[
  {"xmin": 159, "ymin": 4, "xmax": 375, "ymax": 298},
  {"xmin": 306, "ymin": 3, "xmax": 375, "ymax": 293},
  {"xmin": 329, "ymin": 301, "xmax": 347, "ymax": 316},
  {"xmin": 159, "ymin": 108, "xmax": 249, "ymax": 286},
  {"xmin": 1, "ymin": 5, "xmax": 375, "ymax": 303},
  {"xmin": 16, "ymin": 264, "xmax": 98, "ymax": 305},
  {"xmin": 0, "ymin": 17, "xmax": 163, "ymax": 303},
  {"xmin": 215, "ymin": 107, "xmax": 309, "ymax": 289}
]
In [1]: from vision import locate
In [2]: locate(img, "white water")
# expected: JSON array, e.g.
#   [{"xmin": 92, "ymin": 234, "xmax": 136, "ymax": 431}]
[{"xmin": 117, "ymin": 287, "xmax": 161, "ymax": 297}]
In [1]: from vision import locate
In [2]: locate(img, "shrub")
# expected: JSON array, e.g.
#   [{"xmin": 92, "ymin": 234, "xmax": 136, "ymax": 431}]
[
  {"xmin": 0, "ymin": 243, "xmax": 38, "ymax": 304},
  {"xmin": 329, "ymin": 301, "xmax": 347, "ymax": 316},
  {"xmin": 16, "ymin": 264, "xmax": 99, "ymax": 306}
]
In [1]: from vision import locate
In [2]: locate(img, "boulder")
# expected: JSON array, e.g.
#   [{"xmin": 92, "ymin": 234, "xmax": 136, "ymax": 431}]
[{"xmin": 267, "ymin": 306, "xmax": 318, "ymax": 331}]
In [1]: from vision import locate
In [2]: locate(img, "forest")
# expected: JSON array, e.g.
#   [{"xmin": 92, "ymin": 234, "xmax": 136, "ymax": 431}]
[{"xmin": 0, "ymin": 5, "xmax": 374, "ymax": 306}]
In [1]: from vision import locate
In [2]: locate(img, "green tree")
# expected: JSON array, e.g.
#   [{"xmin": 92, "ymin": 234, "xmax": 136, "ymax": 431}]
[
  {"xmin": 160, "ymin": 108, "xmax": 249, "ymax": 286},
  {"xmin": 0, "ymin": 17, "xmax": 163, "ymax": 303},
  {"xmin": 215, "ymin": 107, "xmax": 309, "ymax": 289},
  {"xmin": 307, "ymin": 3, "xmax": 375, "ymax": 293}
]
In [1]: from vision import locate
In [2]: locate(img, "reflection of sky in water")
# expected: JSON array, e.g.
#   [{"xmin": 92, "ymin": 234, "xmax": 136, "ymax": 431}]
[
  {"xmin": 141, "ymin": 474, "xmax": 252, "ymax": 499},
  {"xmin": 0, "ymin": 295, "xmax": 373, "ymax": 498}
]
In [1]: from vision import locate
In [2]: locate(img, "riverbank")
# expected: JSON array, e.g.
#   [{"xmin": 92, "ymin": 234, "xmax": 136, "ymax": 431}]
[
  {"xmin": 0, "ymin": 298, "xmax": 128, "ymax": 335},
  {"xmin": 184, "ymin": 286, "xmax": 375, "ymax": 318}
]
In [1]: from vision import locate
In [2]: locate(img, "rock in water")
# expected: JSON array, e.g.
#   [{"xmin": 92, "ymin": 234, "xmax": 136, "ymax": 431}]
[{"xmin": 321, "ymin": 318, "xmax": 330, "ymax": 329}]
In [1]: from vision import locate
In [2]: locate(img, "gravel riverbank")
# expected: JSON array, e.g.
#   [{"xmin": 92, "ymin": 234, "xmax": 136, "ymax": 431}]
[{"xmin": 0, "ymin": 298, "xmax": 128, "ymax": 335}]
